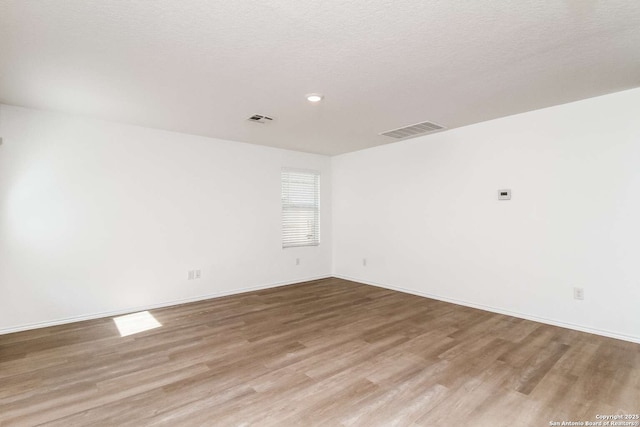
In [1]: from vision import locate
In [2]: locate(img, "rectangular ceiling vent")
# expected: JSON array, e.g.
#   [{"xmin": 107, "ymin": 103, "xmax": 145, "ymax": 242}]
[
  {"xmin": 380, "ymin": 121, "xmax": 445, "ymax": 139},
  {"xmin": 247, "ymin": 114, "xmax": 274, "ymax": 124}
]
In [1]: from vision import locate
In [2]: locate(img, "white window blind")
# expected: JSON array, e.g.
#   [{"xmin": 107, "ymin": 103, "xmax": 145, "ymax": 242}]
[{"xmin": 281, "ymin": 168, "xmax": 320, "ymax": 248}]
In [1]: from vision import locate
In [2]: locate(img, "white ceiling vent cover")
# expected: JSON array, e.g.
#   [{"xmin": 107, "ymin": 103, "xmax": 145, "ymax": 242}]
[
  {"xmin": 380, "ymin": 121, "xmax": 445, "ymax": 139},
  {"xmin": 247, "ymin": 114, "xmax": 274, "ymax": 124}
]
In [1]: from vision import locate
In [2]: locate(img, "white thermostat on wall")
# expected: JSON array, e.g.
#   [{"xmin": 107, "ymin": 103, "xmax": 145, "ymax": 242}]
[{"xmin": 498, "ymin": 189, "xmax": 511, "ymax": 200}]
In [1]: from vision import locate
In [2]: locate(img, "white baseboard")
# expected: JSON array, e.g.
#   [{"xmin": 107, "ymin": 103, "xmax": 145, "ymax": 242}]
[
  {"xmin": 0, "ymin": 275, "xmax": 331, "ymax": 335},
  {"xmin": 333, "ymin": 274, "xmax": 640, "ymax": 344}
]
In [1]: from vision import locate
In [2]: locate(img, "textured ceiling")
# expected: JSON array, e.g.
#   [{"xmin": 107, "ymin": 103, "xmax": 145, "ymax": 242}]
[{"xmin": 1, "ymin": 1, "xmax": 639, "ymax": 155}]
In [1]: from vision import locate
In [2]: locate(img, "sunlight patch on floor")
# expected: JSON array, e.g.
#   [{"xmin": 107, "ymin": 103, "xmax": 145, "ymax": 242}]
[{"xmin": 113, "ymin": 311, "xmax": 162, "ymax": 337}]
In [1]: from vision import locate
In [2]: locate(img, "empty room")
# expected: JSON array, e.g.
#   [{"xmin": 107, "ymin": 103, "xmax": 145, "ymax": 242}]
[{"xmin": 1, "ymin": 1, "xmax": 639, "ymax": 426}]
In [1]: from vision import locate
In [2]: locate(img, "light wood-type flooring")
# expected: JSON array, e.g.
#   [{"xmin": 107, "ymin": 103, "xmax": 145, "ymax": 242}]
[{"xmin": 1, "ymin": 277, "xmax": 639, "ymax": 426}]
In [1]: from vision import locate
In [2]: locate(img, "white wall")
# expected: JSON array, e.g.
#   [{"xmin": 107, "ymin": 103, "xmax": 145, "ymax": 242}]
[
  {"xmin": 3, "ymin": 88, "xmax": 640, "ymax": 343},
  {"xmin": 0, "ymin": 105, "xmax": 332, "ymax": 333},
  {"xmin": 332, "ymin": 88, "xmax": 640, "ymax": 343}
]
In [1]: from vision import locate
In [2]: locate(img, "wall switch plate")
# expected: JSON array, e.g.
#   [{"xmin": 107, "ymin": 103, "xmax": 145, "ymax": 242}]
[
  {"xmin": 498, "ymin": 189, "xmax": 511, "ymax": 200},
  {"xmin": 296, "ymin": 258, "xmax": 300, "ymax": 265},
  {"xmin": 574, "ymin": 287, "xmax": 584, "ymax": 300},
  {"xmin": 363, "ymin": 258, "xmax": 367, "ymax": 267},
  {"xmin": 188, "ymin": 270, "xmax": 194, "ymax": 280},
  {"xmin": 194, "ymin": 269, "xmax": 201, "ymax": 279}
]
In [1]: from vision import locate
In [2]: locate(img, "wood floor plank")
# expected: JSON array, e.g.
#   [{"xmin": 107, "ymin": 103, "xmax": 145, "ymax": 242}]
[{"xmin": 0, "ymin": 278, "xmax": 638, "ymax": 426}]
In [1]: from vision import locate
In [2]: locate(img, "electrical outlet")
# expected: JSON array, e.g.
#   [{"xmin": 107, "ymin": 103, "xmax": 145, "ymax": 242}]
[
  {"xmin": 296, "ymin": 258, "xmax": 300, "ymax": 266},
  {"xmin": 498, "ymin": 189, "xmax": 511, "ymax": 200},
  {"xmin": 194, "ymin": 269, "xmax": 201, "ymax": 279},
  {"xmin": 573, "ymin": 287, "xmax": 584, "ymax": 300},
  {"xmin": 363, "ymin": 258, "xmax": 367, "ymax": 267}
]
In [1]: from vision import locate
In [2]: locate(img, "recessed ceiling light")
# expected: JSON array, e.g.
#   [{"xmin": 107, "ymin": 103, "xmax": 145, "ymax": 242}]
[{"xmin": 306, "ymin": 93, "xmax": 324, "ymax": 103}]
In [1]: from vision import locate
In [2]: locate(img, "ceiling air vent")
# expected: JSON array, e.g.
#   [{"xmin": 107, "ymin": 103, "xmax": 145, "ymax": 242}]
[
  {"xmin": 247, "ymin": 114, "xmax": 274, "ymax": 124},
  {"xmin": 380, "ymin": 121, "xmax": 445, "ymax": 139}
]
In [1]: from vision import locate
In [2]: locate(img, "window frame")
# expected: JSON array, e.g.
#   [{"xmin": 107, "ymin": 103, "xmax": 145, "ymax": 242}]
[{"xmin": 281, "ymin": 168, "xmax": 321, "ymax": 249}]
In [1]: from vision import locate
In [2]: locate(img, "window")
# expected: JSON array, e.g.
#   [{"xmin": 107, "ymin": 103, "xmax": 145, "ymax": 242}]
[{"xmin": 281, "ymin": 168, "xmax": 320, "ymax": 248}]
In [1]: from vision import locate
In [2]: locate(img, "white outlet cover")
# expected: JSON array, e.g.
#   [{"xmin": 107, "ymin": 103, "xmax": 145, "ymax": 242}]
[{"xmin": 498, "ymin": 189, "xmax": 511, "ymax": 200}]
